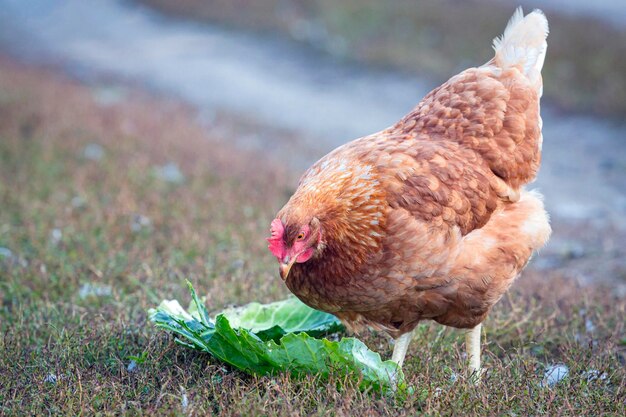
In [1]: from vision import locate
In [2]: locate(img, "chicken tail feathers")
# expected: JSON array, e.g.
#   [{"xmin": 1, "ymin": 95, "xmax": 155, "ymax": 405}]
[
  {"xmin": 392, "ymin": 8, "xmax": 548, "ymax": 190},
  {"xmin": 492, "ymin": 8, "xmax": 548, "ymax": 89}
]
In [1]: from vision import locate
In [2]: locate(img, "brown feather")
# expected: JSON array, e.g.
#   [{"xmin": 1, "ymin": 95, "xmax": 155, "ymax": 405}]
[{"xmin": 273, "ymin": 13, "xmax": 551, "ymax": 339}]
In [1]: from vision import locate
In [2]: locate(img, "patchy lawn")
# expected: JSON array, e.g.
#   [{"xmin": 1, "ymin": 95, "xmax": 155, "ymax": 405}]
[{"xmin": 0, "ymin": 56, "xmax": 624, "ymax": 416}]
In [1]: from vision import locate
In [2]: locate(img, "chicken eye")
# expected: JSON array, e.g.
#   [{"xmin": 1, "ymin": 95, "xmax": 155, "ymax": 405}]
[{"xmin": 297, "ymin": 232, "xmax": 305, "ymax": 240}]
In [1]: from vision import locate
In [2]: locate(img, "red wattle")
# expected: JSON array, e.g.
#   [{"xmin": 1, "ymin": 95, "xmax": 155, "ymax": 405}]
[{"xmin": 296, "ymin": 248, "xmax": 314, "ymax": 263}]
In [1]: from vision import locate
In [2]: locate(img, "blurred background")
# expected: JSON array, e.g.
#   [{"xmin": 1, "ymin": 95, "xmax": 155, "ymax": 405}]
[
  {"xmin": 1, "ymin": 2, "xmax": 625, "ymax": 413},
  {"xmin": 0, "ymin": 0, "xmax": 625, "ymax": 293}
]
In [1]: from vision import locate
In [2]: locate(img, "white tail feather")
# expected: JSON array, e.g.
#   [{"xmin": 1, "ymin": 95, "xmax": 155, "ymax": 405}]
[{"xmin": 493, "ymin": 7, "xmax": 549, "ymax": 81}]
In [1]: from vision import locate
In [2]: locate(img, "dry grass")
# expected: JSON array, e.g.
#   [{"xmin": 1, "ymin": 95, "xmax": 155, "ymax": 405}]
[
  {"xmin": 0, "ymin": 56, "xmax": 624, "ymax": 416},
  {"xmin": 141, "ymin": 0, "xmax": 626, "ymax": 118}
]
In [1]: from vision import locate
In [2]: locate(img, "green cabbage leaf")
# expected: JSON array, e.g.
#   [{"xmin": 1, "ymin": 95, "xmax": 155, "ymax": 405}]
[{"xmin": 149, "ymin": 281, "xmax": 404, "ymax": 392}]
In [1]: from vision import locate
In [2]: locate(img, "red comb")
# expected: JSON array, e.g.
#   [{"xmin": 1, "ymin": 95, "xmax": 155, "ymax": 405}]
[{"xmin": 267, "ymin": 219, "xmax": 286, "ymax": 258}]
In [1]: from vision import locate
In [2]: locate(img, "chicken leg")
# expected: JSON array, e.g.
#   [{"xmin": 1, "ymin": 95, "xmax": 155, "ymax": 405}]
[
  {"xmin": 465, "ymin": 323, "xmax": 482, "ymax": 379},
  {"xmin": 391, "ymin": 330, "xmax": 413, "ymax": 367}
]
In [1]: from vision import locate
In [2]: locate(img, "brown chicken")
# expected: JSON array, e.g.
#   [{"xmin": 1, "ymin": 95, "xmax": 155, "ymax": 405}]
[{"xmin": 268, "ymin": 8, "xmax": 551, "ymax": 375}]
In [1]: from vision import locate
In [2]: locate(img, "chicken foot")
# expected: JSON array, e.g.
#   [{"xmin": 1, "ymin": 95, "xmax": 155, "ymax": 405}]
[
  {"xmin": 465, "ymin": 323, "xmax": 482, "ymax": 381},
  {"xmin": 391, "ymin": 330, "xmax": 414, "ymax": 367}
]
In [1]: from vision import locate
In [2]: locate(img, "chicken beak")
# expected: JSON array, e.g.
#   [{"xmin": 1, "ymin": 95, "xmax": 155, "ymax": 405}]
[{"xmin": 279, "ymin": 258, "xmax": 296, "ymax": 281}]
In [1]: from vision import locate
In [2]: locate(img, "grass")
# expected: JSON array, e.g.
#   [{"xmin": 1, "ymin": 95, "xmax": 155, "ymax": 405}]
[
  {"xmin": 140, "ymin": 0, "xmax": 626, "ymax": 119},
  {"xmin": 0, "ymin": 56, "xmax": 624, "ymax": 415}
]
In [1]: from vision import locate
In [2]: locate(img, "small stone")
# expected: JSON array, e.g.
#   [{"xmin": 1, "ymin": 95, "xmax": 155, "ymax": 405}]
[
  {"xmin": 0, "ymin": 247, "xmax": 13, "ymax": 259},
  {"xmin": 585, "ymin": 318, "xmax": 596, "ymax": 334},
  {"xmin": 78, "ymin": 283, "xmax": 112, "ymax": 299},
  {"xmin": 130, "ymin": 214, "xmax": 152, "ymax": 233},
  {"xmin": 582, "ymin": 369, "xmax": 608, "ymax": 383},
  {"xmin": 44, "ymin": 374, "xmax": 57, "ymax": 384},
  {"xmin": 71, "ymin": 196, "xmax": 87, "ymax": 209},
  {"xmin": 50, "ymin": 229, "xmax": 62, "ymax": 245},
  {"xmin": 155, "ymin": 162, "xmax": 185, "ymax": 184},
  {"xmin": 0, "ymin": 247, "xmax": 27, "ymax": 267},
  {"xmin": 180, "ymin": 386, "xmax": 189, "ymax": 411},
  {"xmin": 127, "ymin": 360, "xmax": 138, "ymax": 373},
  {"xmin": 541, "ymin": 364, "xmax": 569, "ymax": 387},
  {"xmin": 83, "ymin": 143, "xmax": 104, "ymax": 161}
]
